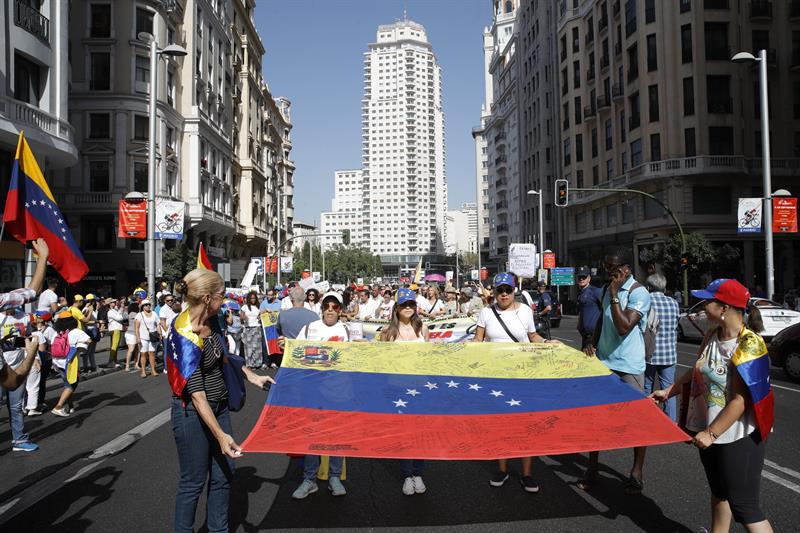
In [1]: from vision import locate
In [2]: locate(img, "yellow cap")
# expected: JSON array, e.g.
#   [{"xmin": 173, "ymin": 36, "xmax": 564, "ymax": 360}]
[
  {"xmin": 85, "ymin": 293, "xmax": 96, "ymax": 300},
  {"xmin": 57, "ymin": 310, "xmax": 72, "ymax": 319},
  {"xmin": 73, "ymin": 295, "xmax": 84, "ymax": 302}
]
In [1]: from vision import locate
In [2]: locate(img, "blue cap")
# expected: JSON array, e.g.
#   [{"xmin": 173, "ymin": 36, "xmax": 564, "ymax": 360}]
[
  {"xmin": 224, "ymin": 301, "xmax": 241, "ymax": 312},
  {"xmin": 494, "ymin": 272, "xmax": 516, "ymax": 288},
  {"xmin": 396, "ymin": 288, "xmax": 416, "ymax": 306}
]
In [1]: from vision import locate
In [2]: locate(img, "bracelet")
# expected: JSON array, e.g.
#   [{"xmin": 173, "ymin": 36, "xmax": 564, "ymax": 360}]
[{"xmin": 706, "ymin": 427, "xmax": 719, "ymax": 441}]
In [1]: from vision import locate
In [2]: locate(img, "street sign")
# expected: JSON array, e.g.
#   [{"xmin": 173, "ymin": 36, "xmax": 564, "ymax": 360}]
[
  {"xmin": 543, "ymin": 251, "xmax": 556, "ymax": 269},
  {"xmin": 551, "ymin": 267, "xmax": 575, "ymax": 286}
]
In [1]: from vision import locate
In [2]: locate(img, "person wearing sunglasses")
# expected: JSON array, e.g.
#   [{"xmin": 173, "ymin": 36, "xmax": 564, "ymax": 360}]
[
  {"xmin": 379, "ymin": 288, "xmax": 430, "ymax": 495},
  {"xmin": 473, "ymin": 272, "xmax": 555, "ymax": 493},
  {"xmin": 134, "ymin": 300, "xmax": 160, "ymax": 378},
  {"xmin": 292, "ymin": 291, "xmax": 352, "ymax": 500}
]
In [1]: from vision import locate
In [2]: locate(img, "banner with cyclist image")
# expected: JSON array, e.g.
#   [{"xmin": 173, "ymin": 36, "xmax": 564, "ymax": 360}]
[
  {"xmin": 737, "ymin": 198, "xmax": 762, "ymax": 234},
  {"xmin": 155, "ymin": 199, "xmax": 185, "ymax": 239}
]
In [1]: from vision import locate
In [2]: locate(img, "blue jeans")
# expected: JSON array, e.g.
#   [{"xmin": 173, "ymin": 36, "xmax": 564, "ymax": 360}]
[
  {"xmin": 401, "ymin": 459, "xmax": 424, "ymax": 477},
  {"xmin": 303, "ymin": 455, "xmax": 343, "ymax": 481},
  {"xmin": 1, "ymin": 384, "xmax": 30, "ymax": 445},
  {"xmin": 644, "ymin": 363, "xmax": 677, "ymax": 422},
  {"xmin": 171, "ymin": 397, "xmax": 234, "ymax": 533}
]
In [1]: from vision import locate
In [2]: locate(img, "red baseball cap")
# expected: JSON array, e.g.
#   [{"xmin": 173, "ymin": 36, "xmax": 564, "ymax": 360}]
[{"xmin": 691, "ymin": 279, "xmax": 750, "ymax": 309}]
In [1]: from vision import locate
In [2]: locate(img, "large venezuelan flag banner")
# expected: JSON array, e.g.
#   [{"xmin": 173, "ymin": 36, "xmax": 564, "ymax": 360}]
[{"xmin": 242, "ymin": 341, "xmax": 689, "ymax": 458}]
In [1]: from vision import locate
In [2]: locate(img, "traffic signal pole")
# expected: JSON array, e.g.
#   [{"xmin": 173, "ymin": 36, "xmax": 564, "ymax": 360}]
[{"xmin": 569, "ymin": 187, "xmax": 688, "ymax": 307}]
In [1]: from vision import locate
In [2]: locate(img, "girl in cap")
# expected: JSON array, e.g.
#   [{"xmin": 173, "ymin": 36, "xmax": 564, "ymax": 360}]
[
  {"xmin": 379, "ymin": 288, "xmax": 429, "ymax": 495},
  {"xmin": 240, "ymin": 292, "xmax": 263, "ymax": 369},
  {"xmin": 25, "ymin": 312, "xmax": 56, "ymax": 415},
  {"xmin": 474, "ymin": 272, "xmax": 557, "ymax": 494},
  {"xmin": 134, "ymin": 300, "xmax": 160, "ymax": 378},
  {"xmin": 650, "ymin": 279, "xmax": 773, "ymax": 532}
]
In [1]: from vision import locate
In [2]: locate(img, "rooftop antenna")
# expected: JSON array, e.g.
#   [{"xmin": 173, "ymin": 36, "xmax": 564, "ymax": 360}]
[{"xmin": 403, "ymin": 1, "xmax": 408, "ymax": 21}]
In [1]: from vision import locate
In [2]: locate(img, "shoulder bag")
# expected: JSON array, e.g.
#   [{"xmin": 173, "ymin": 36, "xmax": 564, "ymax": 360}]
[{"xmin": 490, "ymin": 304, "xmax": 522, "ymax": 343}]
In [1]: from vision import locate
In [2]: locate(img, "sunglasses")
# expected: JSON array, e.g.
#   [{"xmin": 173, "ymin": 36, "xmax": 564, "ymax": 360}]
[
  {"xmin": 495, "ymin": 286, "xmax": 514, "ymax": 295},
  {"xmin": 398, "ymin": 301, "xmax": 417, "ymax": 309},
  {"xmin": 323, "ymin": 303, "xmax": 341, "ymax": 311}
]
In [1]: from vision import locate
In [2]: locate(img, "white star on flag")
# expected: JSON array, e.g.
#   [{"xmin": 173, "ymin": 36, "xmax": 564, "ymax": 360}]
[
  {"xmin": 468, "ymin": 383, "xmax": 482, "ymax": 391},
  {"xmin": 405, "ymin": 389, "xmax": 420, "ymax": 396},
  {"xmin": 24, "ymin": 202, "xmax": 29, "ymax": 208},
  {"xmin": 424, "ymin": 382, "xmax": 438, "ymax": 390},
  {"xmin": 39, "ymin": 200, "xmax": 46, "ymax": 206},
  {"xmin": 446, "ymin": 380, "xmax": 459, "ymax": 388},
  {"xmin": 58, "ymin": 219, "xmax": 63, "ymax": 223},
  {"xmin": 393, "ymin": 399, "xmax": 408, "ymax": 408},
  {"xmin": 506, "ymin": 399, "xmax": 521, "ymax": 406},
  {"xmin": 490, "ymin": 390, "xmax": 504, "ymax": 397}
]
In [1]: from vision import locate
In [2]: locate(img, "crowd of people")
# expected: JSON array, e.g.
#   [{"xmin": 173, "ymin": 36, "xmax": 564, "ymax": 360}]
[{"xmin": 0, "ymin": 241, "xmax": 775, "ymax": 533}]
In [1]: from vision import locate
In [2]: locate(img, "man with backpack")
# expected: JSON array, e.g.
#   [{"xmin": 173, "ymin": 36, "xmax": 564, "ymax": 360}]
[
  {"xmin": 580, "ymin": 248, "xmax": 651, "ymax": 495},
  {"xmin": 644, "ymin": 273, "xmax": 679, "ymax": 422}
]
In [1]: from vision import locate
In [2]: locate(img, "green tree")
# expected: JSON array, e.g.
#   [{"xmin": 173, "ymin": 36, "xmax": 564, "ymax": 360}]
[
  {"xmin": 323, "ymin": 244, "xmax": 383, "ymax": 283},
  {"xmin": 162, "ymin": 242, "xmax": 196, "ymax": 282},
  {"xmin": 649, "ymin": 233, "xmax": 718, "ymax": 288}
]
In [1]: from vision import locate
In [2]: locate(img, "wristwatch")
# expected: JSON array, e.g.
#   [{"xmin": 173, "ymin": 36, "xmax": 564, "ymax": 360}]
[{"xmin": 610, "ymin": 297, "xmax": 621, "ymax": 305}]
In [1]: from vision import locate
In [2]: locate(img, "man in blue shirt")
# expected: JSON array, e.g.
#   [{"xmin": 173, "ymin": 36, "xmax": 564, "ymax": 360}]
[
  {"xmin": 259, "ymin": 289, "xmax": 282, "ymax": 313},
  {"xmin": 534, "ymin": 283, "xmax": 552, "ymax": 340},
  {"xmin": 576, "ymin": 267, "xmax": 603, "ymax": 350},
  {"xmin": 580, "ymin": 248, "xmax": 651, "ymax": 495}
]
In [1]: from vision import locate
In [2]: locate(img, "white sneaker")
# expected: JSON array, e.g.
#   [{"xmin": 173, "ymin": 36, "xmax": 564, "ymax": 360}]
[
  {"xmin": 402, "ymin": 477, "xmax": 415, "ymax": 495},
  {"xmin": 27, "ymin": 409, "xmax": 42, "ymax": 416},
  {"xmin": 51, "ymin": 407, "xmax": 70, "ymax": 417},
  {"xmin": 412, "ymin": 475, "xmax": 426, "ymax": 494}
]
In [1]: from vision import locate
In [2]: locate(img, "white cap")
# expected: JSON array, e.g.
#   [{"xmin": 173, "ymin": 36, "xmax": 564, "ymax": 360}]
[
  {"xmin": 140, "ymin": 299, "xmax": 152, "ymax": 306},
  {"xmin": 321, "ymin": 291, "xmax": 343, "ymax": 305}
]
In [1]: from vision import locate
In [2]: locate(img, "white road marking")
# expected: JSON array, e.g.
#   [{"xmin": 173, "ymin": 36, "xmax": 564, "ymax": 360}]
[
  {"xmin": 762, "ymin": 470, "xmax": 800, "ymax": 495},
  {"xmin": 0, "ymin": 499, "xmax": 20, "ymax": 517},
  {"xmin": 89, "ymin": 408, "xmax": 171, "ymax": 459},
  {"xmin": 764, "ymin": 460, "xmax": 800, "ymax": 481},
  {"xmin": 64, "ymin": 460, "xmax": 106, "ymax": 484}
]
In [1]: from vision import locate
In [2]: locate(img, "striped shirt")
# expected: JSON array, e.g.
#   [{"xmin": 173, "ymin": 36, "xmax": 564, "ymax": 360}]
[{"xmin": 184, "ymin": 333, "xmax": 228, "ymax": 402}]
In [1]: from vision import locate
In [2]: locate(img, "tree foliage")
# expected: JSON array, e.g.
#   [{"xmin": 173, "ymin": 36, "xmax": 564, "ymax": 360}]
[
  {"xmin": 161, "ymin": 242, "xmax": 196, "ymax": 282},
  {"xmin": 642, "ymin": 233, "xmax": 738, "ymax": 288},
  {"xmin": 322, "ymin": 244, "xmax": 383, "ymax": 284}
]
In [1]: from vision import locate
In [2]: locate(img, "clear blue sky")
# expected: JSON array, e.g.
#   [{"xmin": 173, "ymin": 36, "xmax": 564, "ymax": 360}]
[{"xmin": 254, "ymin": 0, "xmax": 490, "ymax": 226}]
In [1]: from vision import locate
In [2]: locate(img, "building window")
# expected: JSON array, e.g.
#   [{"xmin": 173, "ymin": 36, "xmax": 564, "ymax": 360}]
[
  {"xmin": 650, "ymin": 133, "xmax": 661, "ymax": 161},
  {"xmin": 643, "ymin": 190, "xmax": 665, "ymax": 220},
  {"xmin": 709, "ymin": 126, "xmax": 734, "ymax": 155},
  {"xmin": 135, "ymin": 7, "xmax": 154, "ymax": 37},
  {"xmin": 135, "ymin": 55, "xmax": 150, "ymax": 86},
  {"xmin": 692, "ymin": 186, "xmax": 731, "ymax": 215},
  {"xmin": 90, "ymin": 52, "xmax": 111, "ymax": 90},
  {"xmin": 685, "ymin": 128, "xmax": 696, "ymax": 157},
  {"xmin": 683, "ymin": 77, "xmax": 694, "ymax": 116},
  {"xmin": 681, "ymin": 25, "xmax": 692, "ymax": 63},
  {"xmin": 563, "ymin": 138, "xmax": 571, "ymax": 166},
  {"xmin": 593, "ymin": 208, "xmax": 604, "ymax": 230},
  {"xmin": 13, "ymin": 54, "xmax": 42, "ymax": 106},
  {"xmin": 631, "ymin": 138, "xmax": 643, "ymax": 167},
  {"xmin": 573, "ymin": 61, "xmax": 581, "ymax": 89},
  {"xmin": 593, "ymin": 165, "xmax": 599, "ymax": 185},
  {"xmin": 625, "ymin": 0, "xmax": 637, "ymax": 37},
  {"xmin": 622, "ymin": 201, "xmax": 634, "ymax": 224},
  {"xmin": 576, "ymin": 134, "xmax": 584, "ymax": 162},
  {"xmin": 88, "ymin": 113, "xmax": 110, "ymax": 139},
  {"xmin": 88, "ymin": 160, "xmax": 110, "ymax": 191},
  {"xmin": 606, "ymin": 158, "xmax": 614, "ymax": 180},
  {"xmin": 646, "ymin": 34, "xmax": 657, "ymax": 71},
  {"xmin": 707, "ymin": 76, "xmax": 732, "ymax": 113},
  {"xmin": 705, "ymin": 23, "xmax": 729, "ymax": 61},
  {"xmin": 134, "ymin": 162, "xmax": 148, "ymax": 192},
  {"xmin": 90, "ymin": 4, "xmax": 111, "ymax": 38},
  {"xmin": 591, "ymin": 128, "xmax": 598, "ymax": 158},
  {"xmin": 648, "ymin": 85, "xmax": 659, "ymax": 122},
  {"xmin": 620, "ymin": 111, "xmax": 626, "ymax": 142},
  {"xmin": 83, "ymin": 215, "xmax": 115, "ymax": 251},
  {"xmin": 627, "ymin": 44, "xmax": 639, "ymax": 82},
  {"xmin": 629, "ymin": 92, "xmax": 640, "ymax": 130},
  {"xmin": 607, "ymin": 204, "xmax": 618, "ymax": 226},
  {"xmin": 645, "ymin": 0, "xmax": 656, "ymax": 23},
  {"xmin": 133, "ymin": 114, "xmax": 148, "ymax": 141},
  {"xmin": 605, "ymin": 119, "xmax": 613, "ymax": 150}
]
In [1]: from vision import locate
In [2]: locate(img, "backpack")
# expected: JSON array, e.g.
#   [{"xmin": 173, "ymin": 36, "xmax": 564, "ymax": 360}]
[
  {"xmin": 51, "ymin": 330, "xmax": 71, "ymax": 359},
  {"xmin": 643, "ymin": 306, "xmax": 660, "ymax": 360}
]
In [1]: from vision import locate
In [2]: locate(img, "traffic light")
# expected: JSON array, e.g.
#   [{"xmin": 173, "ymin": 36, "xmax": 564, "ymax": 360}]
[
  {"xmin": 679, "ymin": 254, "xmax": 689, "ymax": 271},
  {"xmin": 555, "ymin": 179, "xmax": 569, "ymax": 207}
]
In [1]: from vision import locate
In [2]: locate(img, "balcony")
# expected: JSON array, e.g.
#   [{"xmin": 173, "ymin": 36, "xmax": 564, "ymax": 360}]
[
  {"xmin": 628, "ymin": 113, "xmax": 641, "ymax": 130},
  {"xmin": 14, "ymin": 0, "xmax": 50, "ymax": 44},
  {"xmin": 600, "ymin": 55, "xmax": 610, "ymax": 69},
  {"xmin": 0, "ymin": 95, "xmax": 77, "ymax": 167},
  {"xmin": 614, "ymin": 41, "xmax": 622, "ymax": 57},
  {"xmin": 750, "ymin": 1, "xmax": 772, "ymax": 19},
  {"xmin": 599, "ymin": 15, "xmax": 609, "ymax": 33},
  {"xmin": 496, "ymin": 200, "xmax": 509, "ymax": 212},
  {"xmin": 496, "ymin": 223, "xmax": 509, "ymax": 233},
  {"xmin": 495, "ymin": 155, "xmax": 507, "ymax": 167},
  {"xmin": 597, "ymin": 93, "xmax": 611, "ymax": 109},
  {"xmin": 708, "ymin": 97, "xmax": 733, "ymax": 114},
  {"xmin": 583, "ymin": 105, "xmax": 597, "ymax": 120}
]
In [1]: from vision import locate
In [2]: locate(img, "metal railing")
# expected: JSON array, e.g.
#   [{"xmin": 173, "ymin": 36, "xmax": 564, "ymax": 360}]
[
  {"xmin": 0, "ymin": 95, "xmax": 74, "ymax": 143},
  {"xmin": 14, "ymin": 0, "xmax": 49, "ymax": 43}
]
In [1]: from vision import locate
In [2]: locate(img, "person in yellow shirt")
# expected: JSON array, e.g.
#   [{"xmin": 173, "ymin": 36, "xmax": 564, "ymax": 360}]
[{"xmin": 69, "ymin": 296, "xmax": 88, "ymax": 330}]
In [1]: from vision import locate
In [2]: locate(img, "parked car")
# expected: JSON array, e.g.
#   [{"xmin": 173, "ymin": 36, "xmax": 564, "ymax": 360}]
[
  {"xmin": 768, "ymin": 321, "xmax": 800, "ymax": 382},
  {"xmin": 677, "ymin": 298, "xmax": 800, "ymax": 342},
  {"xmin": 517, "ymin": 290, "xmax": 562, "ymax": 328}
]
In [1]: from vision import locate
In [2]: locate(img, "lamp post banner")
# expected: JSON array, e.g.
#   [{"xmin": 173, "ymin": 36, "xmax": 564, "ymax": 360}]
[
  {"xmin": 772, "ymin": 198, "xmax": 797, "ymax": 234},
  {"xmin": 154, "ymin": 199, "xmax": 185, "ymax": 239},
  {"xmin": 118, "ymin": 200, "xmax": 147, "ymax": 239},
  {"xmin": 737, "ymin": 198, "xmax": 762, "ymax": 234}
]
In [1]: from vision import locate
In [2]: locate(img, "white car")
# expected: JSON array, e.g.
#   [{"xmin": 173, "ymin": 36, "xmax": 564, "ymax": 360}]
[{"xmin": 677, "ymin": 298, "xmax": 800, "ymax": 342}]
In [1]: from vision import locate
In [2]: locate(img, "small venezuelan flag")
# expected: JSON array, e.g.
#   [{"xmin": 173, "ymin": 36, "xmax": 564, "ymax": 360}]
[
  {"xmin": 732, "ymin": 328, "xmax": 774, "ymax": 440},
  {"xmin": 197, "ymin": 242, "xmax": 213, "ymax": 270},
  {"xmin": 2, "ymin": 132, "xmax": 88, "ymax": 283},
  {"xmin": 165, "ymin": 310, "xmax": 203, "ymax": 398}
]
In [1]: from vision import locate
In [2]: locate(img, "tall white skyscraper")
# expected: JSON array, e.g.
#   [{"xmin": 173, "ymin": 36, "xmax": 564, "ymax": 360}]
[
  {"xmin": 361, "ymin": 18, "xmax": 447, "ymax": 258},
  {"xmin": 320, "ymin": 169, "xmax": 363, "ymax": 250}
]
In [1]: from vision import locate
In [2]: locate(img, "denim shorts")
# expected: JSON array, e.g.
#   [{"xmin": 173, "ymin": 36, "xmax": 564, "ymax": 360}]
[{"xmin": 56, "ymin": 366, "xmax": 78, "ymax": 391}]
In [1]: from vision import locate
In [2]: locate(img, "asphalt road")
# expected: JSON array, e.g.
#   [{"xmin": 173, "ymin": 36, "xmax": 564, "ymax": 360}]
[{"xmin": 1, "ymin": 318, "xmax": 799, "ymax": 532}]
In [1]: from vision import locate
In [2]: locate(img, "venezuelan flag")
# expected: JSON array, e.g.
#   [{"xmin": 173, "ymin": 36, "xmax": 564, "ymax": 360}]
[
  {"xmin": 65, "ymin": 345, "xmax": 81, "ymax": 385},
  {"xmin": 165, "ymin": 309, "xmax": 203, "ymax": 397},
  {"xmin": 2, "ymin": 132, "xmax": 88, "ymax": 283},
  {"xmin": 197, "ymin": 242, "xmax": 213, "ymax": 270},
  {"xmin": 732, "ymin": 328, "xmax": 774, "ymax": 440},
  {"xmin": 260, "ymin": 310, "xmax": 281, "ymax": 355},
  {"xmin": 242, "ymin": 341, "xmax": 689, "ymax": 458}
]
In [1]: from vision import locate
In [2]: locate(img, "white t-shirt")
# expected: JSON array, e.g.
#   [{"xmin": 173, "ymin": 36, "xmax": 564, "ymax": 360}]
[
  {"xmin": 296, "ymin": 320, "xmax": 350, "ymax": 341},
  {"xmin": 37, "ymin": 289, "xmax": 58, "ymax": 312},
  {"xmin": 281, "ymin": 297, "xmax": 293, "ymax": 310},
  {"xmin": 135, "ymin": 311, "xmax": 160, "ymax": 339},
  {"xmin": 416, "ymin": 295, "xmax": 431, "ymax": 313},
  {"xmin": 241, "ymin": 304, "xmax": 261, "ymax": 327},
  {"xmin": 427, "ymin": 299, "xmax": 445, "ymax": 315},
  {"xmin": 377, "ymin": 300, "xmax": 394, "ymax": 320},
  {"xmin": 357, "ymin": 299, "xmax": 378, "ymax": 320},
  {"xmin": 52, "ymin": 329, "xmax": 91, "ymax": 369},
  {"xmin": 477, "ymin": 304, "xmax": 537, "ymax": 342},
  {"xmin": 158, "ymin": 305, "xmax": 178, "ymax": 332},
  {"xmin": 33, "ymin": 326, "xmax": 57, "ymax": 348},
  {"xmin": 304, "ymin": 301, "xmax": 321, "ymax": 315},
  {"xmin": 686, "ymin": 336, "xmax": 757, "ymax": 444},
  {"xmin": 107, "ymin": 309, "xmax": 125, "ymax": 331}
]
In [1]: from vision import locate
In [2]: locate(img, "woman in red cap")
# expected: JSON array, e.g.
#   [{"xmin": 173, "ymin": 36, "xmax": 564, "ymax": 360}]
[{"xmin": 650, "ymin": 279, "xmax": 773, "ymax": 532}]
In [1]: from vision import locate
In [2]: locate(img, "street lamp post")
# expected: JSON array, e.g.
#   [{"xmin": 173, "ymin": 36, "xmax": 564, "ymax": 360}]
[
  {"xmin": 526, "ymin": 190, "xmax": 545, "ymax": 261},
  {"xmin": 141, "ymin": 33, "xmax": 186, "ymax": 300},
  {"xmin": 276, "ymin": 191, "xmax": 291, "ymax": 287},
  {"xmin": 733, "ymin": 49, "xmax": 774, "ymax": 299}
]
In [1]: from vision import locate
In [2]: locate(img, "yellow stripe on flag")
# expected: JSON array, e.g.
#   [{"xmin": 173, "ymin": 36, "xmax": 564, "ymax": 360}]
[
  {"xmin": 283, "ymin": 340, "xmax": 611, "ymax": 380},
  {"xmin": 66, "ymin": 356, "xmax": 79, "ymax": 384},
  {"xmin": 15, "ymin": 133, "xmax": 56, "ymax": 204}
]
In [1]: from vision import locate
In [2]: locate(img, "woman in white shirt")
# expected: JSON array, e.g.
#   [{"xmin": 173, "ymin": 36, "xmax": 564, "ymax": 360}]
[
  {"xmin": 379, "ymin": 288, "xmax": 429, "ymax": 495},
  {"xmin": 240, "ymin": 292, "xmax": 263, "ymax": 369},
  {"xmin": 134, "ymin": 300, "xmax": 160, "ymax": 378},
  {"xmin": 105, "ymin": 299, "xmax": 125, "ymax": 368},
  {"xmin": 376, "ymin": 290, "xmax": 395, "ymax": 320},
  {"xmin": 124, "ymin": 301, "xmax": 139, "ymax": 372},
  {"xmin": 422, "ymin": 286, "xmax": 446, "ymax": 318},
  {"xmin": 474, "ymin": 272, "xmax": 554, "ymax": 494},
  {"xmin": 304, "ymin": 289, "xmax": 322, "ymax": 316}
]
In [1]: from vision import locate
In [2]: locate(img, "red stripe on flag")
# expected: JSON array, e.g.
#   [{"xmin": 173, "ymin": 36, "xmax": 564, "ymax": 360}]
[
  {"xmin": 241, "ymin": 399, "xmax": 689, "ymax": 459},
  {"xmin": 25, "ymin": 213, "xmax": 88, "ymax": 283}
]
